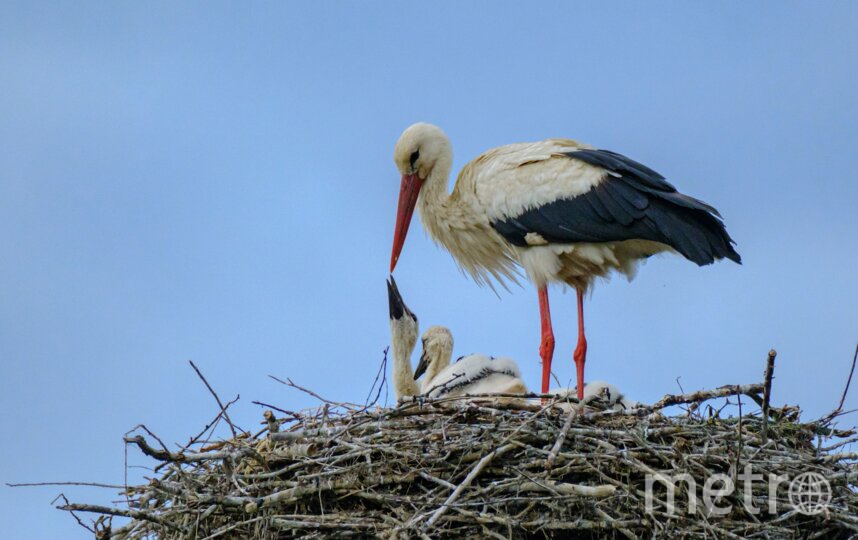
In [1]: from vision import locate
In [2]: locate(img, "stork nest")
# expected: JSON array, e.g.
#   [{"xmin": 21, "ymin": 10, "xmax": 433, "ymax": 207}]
[{"xmin": 57, "ymin": 369, "xmax": 858, "ymax": 540}]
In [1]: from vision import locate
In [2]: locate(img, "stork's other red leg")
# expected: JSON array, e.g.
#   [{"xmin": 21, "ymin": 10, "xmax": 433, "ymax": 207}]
[
  {"xmin": 538, "ymin": 286, "xmax": 554, "ymax": 394},
  {"xmin": 574, "ymin": 288, "xmax": 588, "ymax": 400}
]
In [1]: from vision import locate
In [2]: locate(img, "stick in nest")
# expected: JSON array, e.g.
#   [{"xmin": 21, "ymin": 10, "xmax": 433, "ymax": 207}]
[
  {"xmin": 189, "ymin": 360, "xmax": 239, "ymax": 438},
  {"xmin": 762, "ymin": 348, "xmax": 776, "ymax": 442},
  {"xmin": 834, "ymin": 343, "xmax": 858, "ymax": 416}
]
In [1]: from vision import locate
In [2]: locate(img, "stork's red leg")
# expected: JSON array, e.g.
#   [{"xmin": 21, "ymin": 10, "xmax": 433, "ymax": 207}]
[
  {"xmin": 574, "ymin": 288, "xmax": 588, "ymax": 400},
  {"xmin": 538, "ymin": 286, "xmax": 554, "ymax": 394}
]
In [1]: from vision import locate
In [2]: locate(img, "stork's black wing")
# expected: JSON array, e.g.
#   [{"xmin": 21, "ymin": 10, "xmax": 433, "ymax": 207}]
[{"xmin": 491, "ymin": 149, "xmax": 741, "ymax": 266}]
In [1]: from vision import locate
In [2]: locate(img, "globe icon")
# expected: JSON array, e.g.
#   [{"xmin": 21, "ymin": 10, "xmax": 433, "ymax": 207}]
[{"xmin": 788, "ymin": 472, "xmax": 831, "ymax": 515}]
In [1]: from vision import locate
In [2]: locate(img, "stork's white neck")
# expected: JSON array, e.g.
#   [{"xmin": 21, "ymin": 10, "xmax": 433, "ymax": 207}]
[
  {"xmin": 418, "ymin": 150, "xmax": 453, "ymax": 203},
  {"xmin": 416, "ymin": 161, "xmax": 520, "ymax": 289},
  {"xmin": 418, "ymin": 164, "xmax": 481, "ymax": 260},
  {"xmin": 390, "ymin": 319, "xmax": 420, "ymax": 399}
]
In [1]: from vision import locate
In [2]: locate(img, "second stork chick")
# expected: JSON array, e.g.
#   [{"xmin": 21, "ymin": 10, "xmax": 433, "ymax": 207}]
[
  {"xmin": 551, "ymin": 380, "xmax": 639, "ymax": 411},
  {"xmin": 415, "ymin": 326, "xmax": 528, "ymax": 399}
]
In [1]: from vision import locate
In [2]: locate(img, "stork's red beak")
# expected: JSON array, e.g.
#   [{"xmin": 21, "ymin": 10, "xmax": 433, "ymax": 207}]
[{"xmin": 390, "ymin": 173, "xmax": 423, "ymax": 272}]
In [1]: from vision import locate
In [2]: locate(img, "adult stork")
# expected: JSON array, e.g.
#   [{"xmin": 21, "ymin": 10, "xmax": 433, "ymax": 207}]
[{"xmin": 390, "ymin": 123, "xmax": 740, "ymax": 398}]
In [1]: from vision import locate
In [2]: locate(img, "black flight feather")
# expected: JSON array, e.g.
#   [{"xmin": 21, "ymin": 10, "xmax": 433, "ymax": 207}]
[{"xmin": 491, "ymin": 149, "xmax": 741, "ymax": 266}]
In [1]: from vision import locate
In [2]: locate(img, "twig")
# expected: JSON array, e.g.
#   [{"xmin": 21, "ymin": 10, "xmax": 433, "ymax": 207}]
[
  {"xmin": 184, "ymin": 394, "xmax": 240, "ymax": 450},
  {"xmin": 819, "ymin": 343, "xmax": 858, "ymax": 427},
  {"xmin": 126, "ymin": 424, "xmax": 170, "ymax": 455},
  {"xmin": 8, "ymin": 481, "xmax": 126, "ymax": 489},
  {"xmin": 836, "ymin": 343, "xmax": 858, "ymax": 414},
  {"xmin": 519, "ymin": 480, "xmax": 615, "ymax": 497},
  {"xmin": 418, "ymin": 401, "xmax": 555, "ymax": 533},
  {"xmin": 399, "ymin": 391, "xmax": 554, "ymax": 404},
  {"xmin": 423, "ymin": 371, "xmax": 467, "ymax": 398},
  {"xmin": 124, "ymin": 425, "xmax": 129, "ymax": 508},
  {"xmin": 418, "ymin": 471, "xmax": 456, "ymax": 490},
  {"xmin": 58, "ymin": 502, "xmax": 186, "ymax": 533},
  {"xmin": 201, "ymin": 515, "xmax": 271, "ymax": 540},
  {"xmin": 824, "ymin": 407, "xmax": 858, "ymax": 422},
  {"xmin": 762, "ymin": 349, "xmax": 777, "ymax": 442},
  {"xmin": 251, "ymin": 400, "xmax": 299, "ymax": 417},
  {"xmin": 545, "ymin": 407, "xmax": 576, "ymax": 470},
  {"xmin": 649, "ymin": 383, "xmax": 764, "ymax": 411},
  {"xmin": 124, "ymin": 435, "xmax": 252, "ymax": 463},
  {"xmin": 270, "ymin": 375, "xmax": 362, "ymax": 408},
  {"xmin": 52, "ymin": 494, "xmax": 95, "ymax": 534},
  {"xmin": 362, "ymin": 347, "xmax": 389, "ymax": 410},
  {"xmin": 735, "ymin": 392, "xmax": 743, "ymax": 476},
  {"xmin": 189, "ymin": 360, "xmax": 238, "ymax": 438},
  {"xmin": 423, "ymin": 443, "xmax": 516, "ymax": 531}
]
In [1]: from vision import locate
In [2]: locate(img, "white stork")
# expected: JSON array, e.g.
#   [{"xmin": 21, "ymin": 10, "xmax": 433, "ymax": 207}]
[
  {"xmin": 387, "ymin": 276, "xmax": 528, "ymax": 400},
  {"xmin": 390, "ymin": 123, "xmax": 741, "ymax": 398},
  {"xmin": 414, "ymin": 326, "xmax": 528, "ymax": 399}
]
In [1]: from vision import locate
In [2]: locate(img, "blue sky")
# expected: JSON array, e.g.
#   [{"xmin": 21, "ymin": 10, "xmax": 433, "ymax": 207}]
[{"xmin": 2, "ymin": 2, "xmax": 857, "ymax": 537}]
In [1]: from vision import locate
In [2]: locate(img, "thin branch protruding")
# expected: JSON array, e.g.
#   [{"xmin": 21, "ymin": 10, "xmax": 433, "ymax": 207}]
[
  {"xmin": 836, "ymin": 343, "xmax": 858, "ymax": 414},
  {"xmin": 189, "ymin": 360, "xmax": 239, "ymax": 438},
  {"xmin": 762, "ymin": 348, "xmax": 777, "ymax": 442}
]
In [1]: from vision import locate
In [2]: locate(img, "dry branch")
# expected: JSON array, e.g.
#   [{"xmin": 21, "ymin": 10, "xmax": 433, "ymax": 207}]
[
  {"xmin": 838, "ymin": 343, "xmax": 858, "ymax": 412},
  {"xmin": 189, "ymin": 360, "xmax": 239, "ymax": 438},
  {"xmin": 48, "ymin": 374, "xmax": 858, "ymax": 539},
  {"xmin": 762, "ymin": 348, "xmax": 777, "ymax": 442}
]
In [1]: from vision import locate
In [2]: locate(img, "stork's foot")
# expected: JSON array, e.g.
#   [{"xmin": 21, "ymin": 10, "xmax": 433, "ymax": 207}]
[{"xmin": 573, "ymin": 337, "xmax": 587, "ymax": 400}]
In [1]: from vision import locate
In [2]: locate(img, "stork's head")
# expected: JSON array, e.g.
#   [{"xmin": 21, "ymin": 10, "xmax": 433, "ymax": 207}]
[
  {"xmin": 390, "ymin": 123, "xmax": 452, "ymax": 272},
  {"xmin": 387, "ymin": 275, "xmax": 418, "ymax": 364},
  {"xmin": 414, "ymin": 325, "xmax": 453, "ymax": 380}
]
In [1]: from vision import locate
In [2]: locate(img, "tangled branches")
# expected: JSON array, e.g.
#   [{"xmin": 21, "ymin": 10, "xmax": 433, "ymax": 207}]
[{"xmin": 54, "ymin": 376, "xmax": 858, "ymax": 539}]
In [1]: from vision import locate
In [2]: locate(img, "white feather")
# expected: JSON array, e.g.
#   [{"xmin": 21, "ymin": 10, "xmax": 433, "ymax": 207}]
[
  {"xmin": 460, "ymin": 140, "xmax": 605, "ymax": 222},
  {"xmin": 549, "ymin": 380, "xmax": 640, "ymax": 411},
  {"xmin": 422, "ymin": 351, "xmax": 527, "ymax": 399}
]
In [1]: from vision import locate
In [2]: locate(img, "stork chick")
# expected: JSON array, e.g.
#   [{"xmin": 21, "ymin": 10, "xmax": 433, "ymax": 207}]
[
  {"xmin": 415, "ymin": 326, "xmax": 528, "ymax": 399},
  {"xmin": 387, "ymin": 276, "xmax": 528, "ymax": 401},
  {"xmin": 551, "ymin": 380, "xmax": 639, "ymax": 411}
]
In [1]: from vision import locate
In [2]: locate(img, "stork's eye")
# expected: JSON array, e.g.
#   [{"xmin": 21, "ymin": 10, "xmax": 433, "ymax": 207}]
[{"xmin": 410, "ymin": 150, "xmax": 420, "ymax": 168}]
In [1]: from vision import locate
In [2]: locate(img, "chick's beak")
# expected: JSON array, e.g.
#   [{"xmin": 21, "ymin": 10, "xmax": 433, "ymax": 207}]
[
  {"xmin": 413, "ymin": 348, "xmax": 429, "ymax": 380},
  {"xmin": 386, "ymin": 275, "xmax": 411, "ymax": 321}
]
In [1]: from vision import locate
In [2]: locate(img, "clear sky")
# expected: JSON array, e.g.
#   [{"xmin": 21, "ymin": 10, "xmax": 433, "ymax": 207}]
[{"xmin": 2, "ymin": 2, "xmax": 857, "ymax": 537}]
